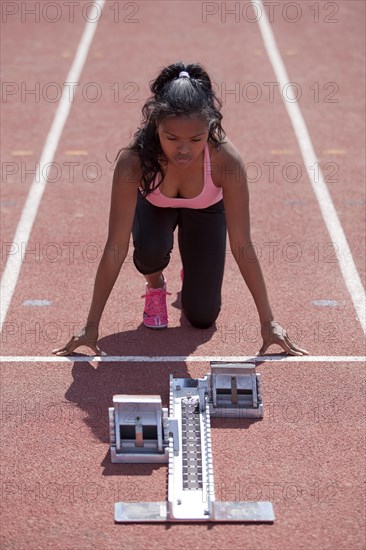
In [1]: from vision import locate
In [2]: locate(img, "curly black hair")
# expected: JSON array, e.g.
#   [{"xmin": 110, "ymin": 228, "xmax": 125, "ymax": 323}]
[{"xmin": 116, "ymin": 61, "xmax": 226, "ymax": 196}]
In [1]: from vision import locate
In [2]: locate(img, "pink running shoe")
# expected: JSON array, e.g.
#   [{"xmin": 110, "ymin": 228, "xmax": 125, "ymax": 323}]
[{"xmin": 141, "ymin": 280, "xmax": 171, "ymax": 329}]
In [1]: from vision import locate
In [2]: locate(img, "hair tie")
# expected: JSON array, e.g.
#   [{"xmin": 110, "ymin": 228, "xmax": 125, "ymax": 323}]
[{"xmin": 178, "ymin": 71, "xmax": 190, "ymax": 79}]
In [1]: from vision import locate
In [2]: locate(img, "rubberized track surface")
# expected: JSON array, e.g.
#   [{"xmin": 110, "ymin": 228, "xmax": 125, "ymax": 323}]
[{"xmin": 1, "ymin": 1, "xmax": 365, "ymax": 549}]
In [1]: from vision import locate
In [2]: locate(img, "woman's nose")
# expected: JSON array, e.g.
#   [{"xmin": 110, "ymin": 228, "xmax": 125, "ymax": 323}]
[{"xmin": 178, "ymin": 143, "xmax": 190, "ymax": 153}]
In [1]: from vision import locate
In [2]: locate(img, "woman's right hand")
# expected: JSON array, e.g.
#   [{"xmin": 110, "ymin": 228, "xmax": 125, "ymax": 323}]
[{"xmin": 52, "ymin": 325, "xmax": 102, "ymax": 356}]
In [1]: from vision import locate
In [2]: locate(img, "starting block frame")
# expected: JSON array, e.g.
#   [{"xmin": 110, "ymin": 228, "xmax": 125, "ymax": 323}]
[{"xmin": 108, "ymin": 361, "xmax": 275, "ymax": 523}]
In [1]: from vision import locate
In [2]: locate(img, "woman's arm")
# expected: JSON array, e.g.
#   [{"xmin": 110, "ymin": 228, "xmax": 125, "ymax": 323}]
[
  {"xmin": 217, "ymin": 140, "xmax": 308, "ymax": 355},
  {"xmin": 85, "ymin": 151, "xmax": 140, "ymax": 327},
  {"xmin": 52, "ymin": 150, "xmax": 141, "ymax": 355}
]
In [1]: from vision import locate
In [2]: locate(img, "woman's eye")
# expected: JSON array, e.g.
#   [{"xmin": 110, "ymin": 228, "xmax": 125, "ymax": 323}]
[{"xmin": 166, "ymin": 138, "xmax": 202, "ymax": 142}]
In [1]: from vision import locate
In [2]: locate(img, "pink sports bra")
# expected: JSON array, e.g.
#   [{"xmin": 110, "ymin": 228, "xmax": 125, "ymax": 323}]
[{"xmin": 143, "ymin": 143, "xmax": 223, "ymax": 209}]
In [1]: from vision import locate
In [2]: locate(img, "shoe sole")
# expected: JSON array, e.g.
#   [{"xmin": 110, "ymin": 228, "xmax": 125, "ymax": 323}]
[{"xmin": 143, "ymin": 322, "xmax": 168, "ymax": 329}]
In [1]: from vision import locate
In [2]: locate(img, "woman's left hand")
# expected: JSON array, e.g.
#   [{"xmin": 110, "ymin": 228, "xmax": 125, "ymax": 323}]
[{"xmin": 257, "ymin": 320, "xmax": 309, "ymax": 356}]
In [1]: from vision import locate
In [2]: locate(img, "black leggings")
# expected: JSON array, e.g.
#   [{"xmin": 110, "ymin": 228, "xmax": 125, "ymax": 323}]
[{"xmin": 132, "ymin": 191, "xmax": 227, "ymax": 328}]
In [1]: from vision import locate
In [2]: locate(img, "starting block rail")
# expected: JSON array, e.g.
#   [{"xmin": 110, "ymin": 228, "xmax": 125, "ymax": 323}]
[{"xmin": 109, "ymin": 361, "xmax": 275, "ymax": 523}]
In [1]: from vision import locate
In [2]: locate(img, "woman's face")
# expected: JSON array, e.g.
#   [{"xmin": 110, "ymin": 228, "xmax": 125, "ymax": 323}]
[{"xmin": 157, "ymin": 116, "xmax": 209, "ymax": 167}]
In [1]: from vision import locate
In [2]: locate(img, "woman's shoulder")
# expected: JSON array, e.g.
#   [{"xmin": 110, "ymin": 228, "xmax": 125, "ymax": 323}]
[
  {"xmin": 208, "ymin": 137, "xmax": 244, "ymax": 164},
  {"xmin": 208, "ymin": 138, "xmax": 245, "ymax": 187},
  {"xmin": 113, "ymin": 147, "xmax": 142, "ymax": 186},
  {"xmin": 115, "ymin": 146, "xmax": 141, "ymax": 171}
]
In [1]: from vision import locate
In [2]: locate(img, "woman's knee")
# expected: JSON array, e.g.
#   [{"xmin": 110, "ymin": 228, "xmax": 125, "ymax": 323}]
[
  {"xmin": 183, "ymin": 307, "xmax": 220, "ymax": 329},
  {"xmin": 133, "ymin": 241, "xmax": 172, "ymax": 274},
  {"xmin": 133, "ymin": 250, "xmax": 161, "ymax": 271}
]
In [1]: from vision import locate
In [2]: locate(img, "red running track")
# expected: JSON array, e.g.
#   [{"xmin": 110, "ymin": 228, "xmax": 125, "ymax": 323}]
[{"xmin": 1, "ymin": 1, "xmax": 365, "ymax": 549}]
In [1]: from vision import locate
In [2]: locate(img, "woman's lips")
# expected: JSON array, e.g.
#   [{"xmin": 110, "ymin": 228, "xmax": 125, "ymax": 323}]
[{"xmin": 175, "ymin": 156, "xmax": 191, "ymax": 163}]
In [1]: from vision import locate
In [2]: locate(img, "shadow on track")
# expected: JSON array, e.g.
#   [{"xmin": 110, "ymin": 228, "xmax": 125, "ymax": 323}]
[
  {"xmin": 64, "ymin": 309, "xmax": 269, "ymax": 476},
  {"xmin": 64, "ymin": 322, "xmax": 217, "ymax": 449}
]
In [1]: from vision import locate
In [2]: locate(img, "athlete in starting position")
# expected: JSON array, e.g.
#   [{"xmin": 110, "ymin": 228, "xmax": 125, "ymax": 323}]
[{"xmin": 53, "ymin": 62, "xmax": 308, "ymax": 357}]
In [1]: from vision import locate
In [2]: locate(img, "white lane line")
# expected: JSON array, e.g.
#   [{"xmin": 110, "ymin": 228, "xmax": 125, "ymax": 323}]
[
  {"xmin": 0, "ymin": 0, "xmax": 106, "ymax": 333},
  {"xmin": 253, "ymin": 0, "xmax": 366, "ymax": 335},
  {"xmin": 0, "ymin": 356, "xmax": 365, "ymax": 363}
]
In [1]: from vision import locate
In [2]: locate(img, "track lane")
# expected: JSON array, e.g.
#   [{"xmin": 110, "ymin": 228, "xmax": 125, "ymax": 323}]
[
  {"xmin": 261, "ymin": 0, "xmax": 365, "ymax": 289},
  {"xmin": 1, "ymin": 0, "xmax": 365, "ymax": 357},
  {"xmin": 1, "ymin": 10, "xmax": 87, "ymax": 273},
  {"xmin": 1, "ymin": 359, "xmax": 364, "ymax": 549},
  {"xmin": 1, "ymin": 2, "xmax": 365, "ymax": 549}
]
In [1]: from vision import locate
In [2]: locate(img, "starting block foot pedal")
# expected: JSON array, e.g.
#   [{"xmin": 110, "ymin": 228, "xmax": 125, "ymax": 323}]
[{"xmin": 209, "ymin": 362, "xmax": 263, "ymax": 418}]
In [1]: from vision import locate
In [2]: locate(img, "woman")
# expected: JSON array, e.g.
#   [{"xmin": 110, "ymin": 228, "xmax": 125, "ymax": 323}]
[{"xmin": 52, "ymin": 62, "xmax": 308, "ymax": 356}]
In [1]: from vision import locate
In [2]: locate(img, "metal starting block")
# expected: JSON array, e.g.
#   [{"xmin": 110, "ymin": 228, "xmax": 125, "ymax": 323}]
[
  {"xmin": 109, "ymin": 362, "xmax": 274, "ymax": 523},
  {"xmin": 109, "ymin": 395, "xmax": 170, "ymax": 463},
  {"xmin": 209, "ymin": 361, "xmax": 263, "ymax": 417}
]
